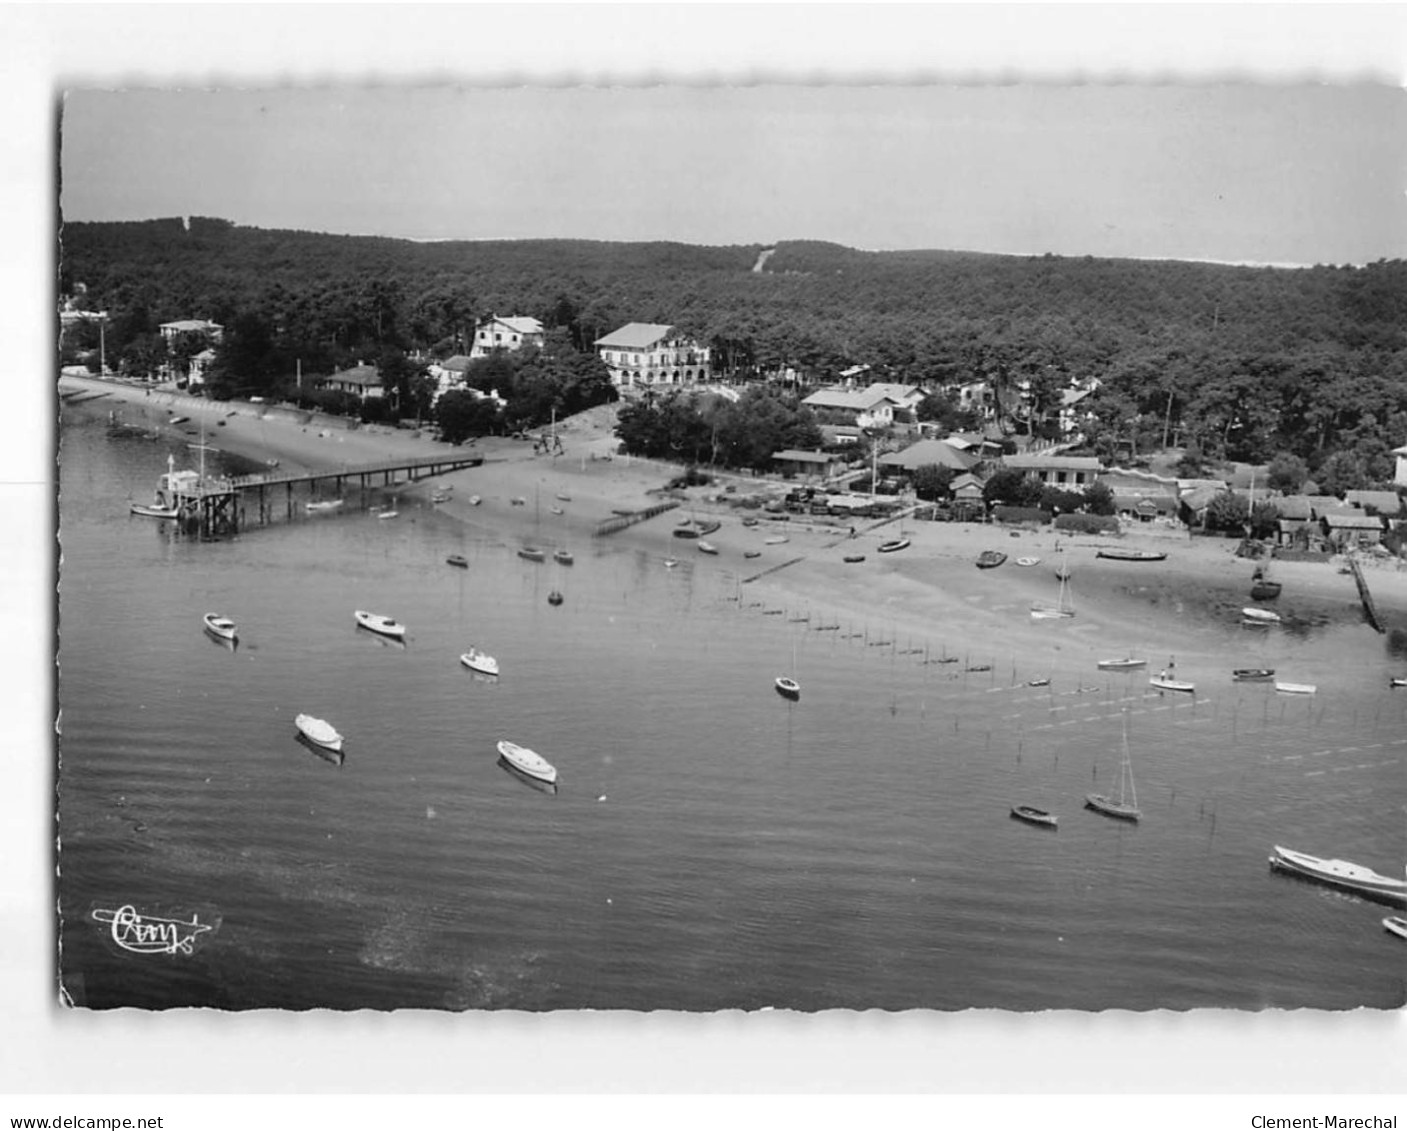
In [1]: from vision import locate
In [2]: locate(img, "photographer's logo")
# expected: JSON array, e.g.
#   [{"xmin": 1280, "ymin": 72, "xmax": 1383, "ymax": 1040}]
[{"xmin": 90, "ymin": 903, "xmax": 217, "ymax": 956}]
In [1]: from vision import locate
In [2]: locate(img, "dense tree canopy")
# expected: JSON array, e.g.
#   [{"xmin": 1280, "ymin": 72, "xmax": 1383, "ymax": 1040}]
[{"xmin": 59, "ymin": 220, "xmax": 1407, "ymax": 479}]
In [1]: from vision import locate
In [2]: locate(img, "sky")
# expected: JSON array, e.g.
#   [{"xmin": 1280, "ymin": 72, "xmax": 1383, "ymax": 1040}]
[
  {"xmin": 59, "ymin": 82, "xmax": 1405, "ymax": 265},
  {"xmin": 7, "ymin": 1, "xmax": 1407, "ymax": 1107}
]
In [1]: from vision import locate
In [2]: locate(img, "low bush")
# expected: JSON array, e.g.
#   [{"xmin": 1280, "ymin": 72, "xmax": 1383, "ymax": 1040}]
[
  {"xmin": 993, "ymin": 505, "xmax": 1050, "ymax": 526},
  {"xmin": 1053, "ymin": 513, "xmax": 1120, "ymax": 535}
]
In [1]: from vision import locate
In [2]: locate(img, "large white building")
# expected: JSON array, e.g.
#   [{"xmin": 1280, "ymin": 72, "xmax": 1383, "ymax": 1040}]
[
  {"xmin": 470, "ymin": 315, "xmax": 545, "ymax": 358},
  {"xmin": 594, "ymin": 323, "xmax": 711, "ymax": 389}
]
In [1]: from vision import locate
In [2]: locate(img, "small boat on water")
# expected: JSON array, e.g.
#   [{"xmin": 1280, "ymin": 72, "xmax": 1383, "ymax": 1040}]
[
  {"xmin": 1275, "ymin": 681, "xmax": 1317, "ymax": 695},
  {"xmin": 1027, "ymin": 677, "xmax": 1051, "ymax": 687},
  {"xmin": 1389, "ymin": 678, "xmax": 1407, "ymax": 689},
  {"xmin": 553, "ymin": 548, "xmax": 574, "ymax": 565},
  {"xmin": 1097, "ymin": 656, "xmax": 1146, "ymax": 671},
  {"xmin": 741, "ymin": 517, "xmax": 759, "ymax": 527},
  {"xmin": 663, "ymin": 557, "xmax": 679, "ymax": 569},
  {"xmin": 305, "ymin": 499, "xmax": 343, "ymax": 513},
  {"xmin": 1384, "ymin": 917, "xmax": 1407, "ymax": 939},
  {"xmin": 976, "ymin": 550, "xmax": 1007, "ymax": 569},
  {"xmin": 764, "ymin": 535, "xmax": 789, "ymax": 545},
  {"xmin": 843, "ymin": 554, "xmax": 865, "ymax": 563},
  {"xmin": 774, "ymin": 676, "xmax": 801, "ymax": 700},
  {"xmin": 518, "ymin": 546, "xmax": 546, "ymax": 562},
  {"xmin": 131, "ymin": 501, "xmax": 181, "ymax": 519},
  {"xmin": 497, "ymin": 739, "xmax": 557, "ymax": 785},
  {"xmin": 966, "ymin": 663, "xmax": 992, "ymax": 673},
  {"xmin": 548, "ymin": 590, "xmax": 564, "ymax": 606},
  {"xmin": 1096, "ymin": 548, "xmax": 1167, "ymax": 562},
  {"xmin": 555, "ymin": 492, "xmax": 571, "ymax": 502},
  {"xmin": 354, "ymin": 610, "xmax": 406, "ymax": 639},
  {"xmin": 550, "ymin": 506, "xmax": 565, "ymax": 516},
  {"xmin": 1010, "ymin": 804, "xmax": 1058, "ymax": 828},
  {"xmin": 468, "ymin": 495, "xmax": 481, "ymax": 506},
  {"xmin": 1150, "ymin": 671, "xmax": 1195, "ymax": 693},
  {"xmin": 1232, "ymin": 668, "xmax": 1275, "ymax": 681},
  {"xmin": 1241, "ymin": 607, "xmax": 1281, "ymax": 624},
  {"xmin": 446, "ymin": 554, "xmax": 469, "ymax": 569},
  {"xmin": 168, "ymin": 415, "xmax": 190, "ymax": 426},
  {"xmin": 377, "ymin": 507, "xmax": 398, "ymax": 520},
  {"xmin": 877, "ymin": 538, "xmax": 910, "ymax": 554},
  {"xmin": 697, "ymin": 540, "xmax": 719, "ymax": 555},
  {"xmin": 461, "ymin": 647, "xmax": 499, "ymax": 676},
  {"xmin": 295, "ymin": 713, "xmax": 343, "ymax": 753},
  {"xmin": 1031, "ymin": 568, "xmax": 1075, "ymax": 620},
  {"xmin": 201, "ymin": 613, "xmax": 237, "ymax": 642},
  {"xmin": 1086, "ymin": 711, "xmax": 1141, "ymax": 822},
  {"xmin": 744, "ymin": 550, "xmax": 762, "ymax": 559},
  {"xmin": 1015, "ymin": 556, "xmax": 1040, "ymax": 567},
  {"xmin": 1269, "ymin": 845, "xmax": 1407, "ymax": 907}
]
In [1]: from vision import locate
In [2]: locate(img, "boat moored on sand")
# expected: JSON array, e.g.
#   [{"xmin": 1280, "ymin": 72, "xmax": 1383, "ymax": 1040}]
[
  {"xmin": 1241, "ymin": 607, "xmax": 1281, "ymax": 624},
  {"xmin": 1096, "ymin": 548, "xmax": 1167, "ymax": 562},
  {"xmin": 976, "ymin": 550, "xmax": 1007, "ymax": 569},
  {"xmin": 1269, "ymin": 845, "xmax": 1407, "ymax": 908},
  {"xmin": 877, "ymin": 538, "xmax": 910, "ymax": 554}
]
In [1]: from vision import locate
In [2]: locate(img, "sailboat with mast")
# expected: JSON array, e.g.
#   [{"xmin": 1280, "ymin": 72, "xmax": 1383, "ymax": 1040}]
[
  {"xmin": 1085, "ymin": 710, "xmax": 1141, "ymax": 822},
  {"xmin": 775, "ymin": 636, "xmax": 800, "ymax": 699},
  {"xmin": 1031, "ymin": 551, "xmax": 1075, "ymax": 619}
]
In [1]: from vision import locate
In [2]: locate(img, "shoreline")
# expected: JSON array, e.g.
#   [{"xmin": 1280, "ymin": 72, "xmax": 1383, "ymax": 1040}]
[{"xmin": 64, "ymin": 374, "xmax": 1407, "ymax": 675}]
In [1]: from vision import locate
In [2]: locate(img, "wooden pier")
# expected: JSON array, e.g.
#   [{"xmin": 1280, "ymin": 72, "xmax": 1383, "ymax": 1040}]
[
  {"xmin": 593, "ymin": 500, "xmax": 679, "ymax": 537},
  {"xmin": 171, "ymin": 453, "xmax": 485, "ymax": 535},
  {"xmin": 1345, "ymin": 555, "xmax": 1387, "ymax": 634}
]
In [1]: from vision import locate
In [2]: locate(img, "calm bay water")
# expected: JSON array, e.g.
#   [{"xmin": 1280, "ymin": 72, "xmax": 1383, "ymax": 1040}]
[{"xmin": 57, "ymin": 412, "xmax": 1407, "ymax": 1010}]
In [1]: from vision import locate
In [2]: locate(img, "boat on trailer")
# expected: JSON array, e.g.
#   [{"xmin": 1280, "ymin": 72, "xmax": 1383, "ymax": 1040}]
[{"xmin": 1269, "ymin": 845, "xmax": 1407, "ymax": 908}]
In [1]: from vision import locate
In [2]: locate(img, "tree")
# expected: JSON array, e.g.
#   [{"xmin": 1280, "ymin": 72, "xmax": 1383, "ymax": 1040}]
[
  {"xmin": 1266, "ymin": 452, "xmax": 1309, "ymax": 494},
  {"xmin": 983, "ymin": 467, "xmax": 1043, "ymax": 508},
  {"xmin": 1314, "ymin": 450, "xmax": 1369, "ymax": 498},
  {"xmin": 1083, "ymin": 480, "xmax": 1116, "ymax": 516},
  {"xmin": 1249, "ymin": 500, "xmax": 1281, "ymax": 541},
  {"xmin": 1175, "ymin": 443, "xmax": 1209, "ymax": 477},
  {"xmin": 911, "ymin": 464, "xmax": 955, "ymax": 501},
  {"xmin": 435, "ymin": 390, "xmax": 500, "ymax": 444},
  {"xmin": 1204, "ymin": 488, "xmax": 1249, "ymax": 532}
]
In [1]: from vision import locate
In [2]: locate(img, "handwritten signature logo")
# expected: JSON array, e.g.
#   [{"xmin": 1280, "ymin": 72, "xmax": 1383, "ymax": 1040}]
[{"xmin": 90, "ymin": 903, "xmax": 216, "ymax": 956}]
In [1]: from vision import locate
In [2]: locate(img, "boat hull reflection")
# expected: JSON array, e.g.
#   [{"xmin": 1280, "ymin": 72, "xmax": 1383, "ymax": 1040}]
[
  {"xmin": 498, "ymin": 756, "xmax": 557, "ymax": 795},
  {"xmin": 294, "ymin": 732, "xmax": 345, "ymax": 767}
]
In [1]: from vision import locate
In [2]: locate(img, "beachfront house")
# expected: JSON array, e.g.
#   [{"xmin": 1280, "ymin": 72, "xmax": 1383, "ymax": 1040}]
[
  {"xmin": 594, "ymin": 323, "xmax": 711, "ymax": 390},
  {"xmin": 158, "ymin": 318, "xmax": 223, "ymax": 385},
  {"xmin": 1000, "ymin": 453, "xmax": 1104, "ymax": 489},
  {"xmin": 470, "ymin": 315, "xmax": 545, "ymax": 358},
  {"xmin": 1344, "ymin": 490, "xmax": 1404, "ymax": 519},
  {"xmin": 772, "ymin": 449, "xmax": 843, "ymax": 480},
  {"xmin": 1320, "ymin": 511, "xmax": 1387, "ymax": 551},
  {"xmin": 1098, "ymin": 468, "xmax": 1180, "ymax": 521},
  {"xmin": 801, "ymin": 387, "xmax": 903, "ymax": 430},
  {"xmin": 877, "ymin": 438, "xmax": 980, "ymax": 478},
  {"xmin": 320, "ymin": 363, "xmax": 384, "ymax": 400}
]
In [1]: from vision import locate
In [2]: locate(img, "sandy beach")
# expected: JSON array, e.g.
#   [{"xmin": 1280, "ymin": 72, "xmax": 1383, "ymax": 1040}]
[{"xmin": 63, "ymin": 374, "xmax": 1407, "ymax": 674}]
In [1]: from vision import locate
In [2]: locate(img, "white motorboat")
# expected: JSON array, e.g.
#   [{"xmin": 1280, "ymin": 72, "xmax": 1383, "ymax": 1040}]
[
  {"xmin": 131, "ymin": 501, "xmax": 180, "ymax": 519},
  {"xmin": 1241, "ymin": 607, "xmax": 1281, "ymax": 624},
  {"xmin": 295, "ymin": 713, "xmax": 344, "ymax": 753},
  {"xmin": 1275, "ymin": 681, "xmax": 1317, "ymax": 695},
  {"xmin": 354, "ymin": 610, "xmax": 406, "ymax": 639},
  {"xmin": 460, "ymin": 648, "xmax": 499, "ymax": 677},
  {"xmin": 697, "ymin": 540, "xmax": 719, "ymax": 555},
  {"xmin": 1149, "ymin": 671, "xmax": 1195, "ymax": 693},
  {"xmin": 1097, "ymin": 656, "xmax": 1146, "ymax": 671},
  {"xmin": 201, "ymin": 613, "xmax": 237, "ymax": 641},
  {"xmin": 497, "ymin": 739, "xmax": 557, "ymax": 784},
  {"xmin": 1269, "ymin": 845, "xmax": 1407, "ymax": 907}
]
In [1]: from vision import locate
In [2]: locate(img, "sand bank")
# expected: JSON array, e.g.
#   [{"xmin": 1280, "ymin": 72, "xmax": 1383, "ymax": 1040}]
[{"xmin": 64, "ymin": 374, "xmax": 1406, "ymax": 673}]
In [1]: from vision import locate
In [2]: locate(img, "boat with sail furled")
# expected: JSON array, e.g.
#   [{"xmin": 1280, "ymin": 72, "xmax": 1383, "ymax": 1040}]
[
  {"xmin": 1086, "ymin": 710, "xmax": 1141, "ymax": 822},
  {"xmin": 1269, "ymin": 846, "xmax": 1407, "ymax": 908}
]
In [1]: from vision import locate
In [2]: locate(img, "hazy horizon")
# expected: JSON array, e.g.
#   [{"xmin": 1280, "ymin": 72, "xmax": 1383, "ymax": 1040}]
[{"xmin": 59, "ymin": 84, "xmax": 1407, "ymax": 269}]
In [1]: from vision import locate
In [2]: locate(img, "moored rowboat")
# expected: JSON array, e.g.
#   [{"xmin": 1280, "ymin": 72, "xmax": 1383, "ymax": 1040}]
[
  {"xmin": 1010, "ymin": 804, "xmax": 1058, "ymax": 828},
  {"xmin": 354, "ymin": 609, "xmax": 406, "ymax": 639},
  {"xmin": 295, "ymin": 713, "xmax": 343, "ymax": 753},
  {"xmin": 497, "ymin": 739, "xmax": 557, "ymax": 784},
  {"xmin": 201, "ymin": 613, "xmax": 237, "ymax": 641},
  {"xmin": 774, "ymin": 676, "xmax": 800, "ymax": 700}
]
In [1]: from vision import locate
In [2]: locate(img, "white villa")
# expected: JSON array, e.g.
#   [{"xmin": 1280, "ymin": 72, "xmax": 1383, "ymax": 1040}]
[
  {"xmin": 802, "ymin": 387, "xmax": 904, "ymax": 430},
  {"xmin": 594, "ymin": 323, "xmax": 711, "ymax": 389},
  {"xmin": 470, "ymin": 315, "xmax": 545, "ymax": 358}
]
